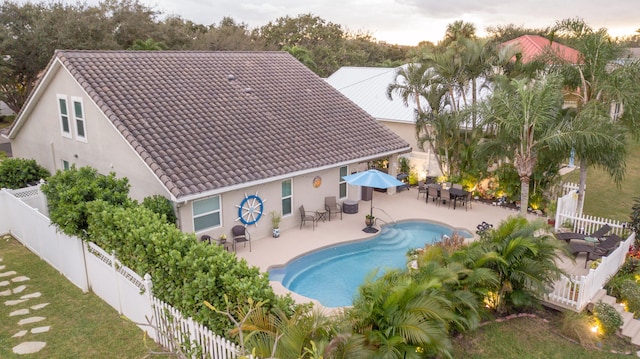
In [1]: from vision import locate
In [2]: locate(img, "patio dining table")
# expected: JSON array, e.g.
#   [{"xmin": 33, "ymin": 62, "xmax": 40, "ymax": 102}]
[
  {"xmin": 448, "ymin": 187, "xmax": 469, "ymax": 210},
  {"xmin": 426, "ymin": 184, "xmax": 468, "ymax": 209}
]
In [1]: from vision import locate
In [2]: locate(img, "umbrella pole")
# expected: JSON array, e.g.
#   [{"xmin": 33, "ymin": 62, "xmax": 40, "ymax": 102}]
[{"xmin": 363, "ymin": 193, "xmax": 378, "ymax": 233}]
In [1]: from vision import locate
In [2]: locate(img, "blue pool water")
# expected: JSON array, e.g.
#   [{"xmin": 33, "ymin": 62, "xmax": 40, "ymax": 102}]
[{"xmin": 268, "ymin": 220, "xmax": 471, "ymax": 308}]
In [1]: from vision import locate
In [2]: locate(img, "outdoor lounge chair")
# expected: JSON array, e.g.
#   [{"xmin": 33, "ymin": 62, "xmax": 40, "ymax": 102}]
[
  {"xmin": 324, "ymin": 196, "xmax": 342, "ymax": 221},
  {"xmin": 555, "ymin": 224, "xmax": 611, "ymax": 243},
  {"xmin": 299, "ymin": 205, "xmax": 319, "ymax": 230},
  {"xmin": 570, "ymin": 233, "xmax": 622, "ymax": 268},
  {"xmin": 231, "ymin": 225, "xmax": 251, "ymax": 252}
]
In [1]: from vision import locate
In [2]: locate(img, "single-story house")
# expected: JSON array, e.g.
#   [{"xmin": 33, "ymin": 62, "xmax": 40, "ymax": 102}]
[{"xmin": 8, "ymin": 50, "xmax": 410, "ymax": 240}]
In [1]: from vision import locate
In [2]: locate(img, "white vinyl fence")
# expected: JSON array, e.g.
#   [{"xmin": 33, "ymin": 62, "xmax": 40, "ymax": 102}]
[
  {"xmin": 546, "ymin": 232, "xmax": 636, "ymax": 311},
  {"xmin": 0, "ymin": 188, "xmax": 252, "ymax": 359},
  {"xmin": 544, "ymin": 182, "xmax": 635, "ymax": 311}
]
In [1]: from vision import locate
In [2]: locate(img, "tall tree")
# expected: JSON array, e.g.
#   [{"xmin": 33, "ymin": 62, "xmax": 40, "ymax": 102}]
[
  {"xmin": 441, "ymin": 20, "xmax": 476, "ymax": 47},
  {"xmin": 257, "ymin": 13, "xmax": 346, "ymax": 76},
  {"xmin": 551, "ymin": 19, "xmax": 640, "ymax": 213},
  {"xmin": 482, "ymin": 75, "xmax": 565, "ymax": 215}
]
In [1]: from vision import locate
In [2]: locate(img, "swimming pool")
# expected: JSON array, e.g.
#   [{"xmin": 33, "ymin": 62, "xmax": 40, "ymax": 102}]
[{"xmin": 268, "ymin": 220, "xmax": 471, "ymax": 308}]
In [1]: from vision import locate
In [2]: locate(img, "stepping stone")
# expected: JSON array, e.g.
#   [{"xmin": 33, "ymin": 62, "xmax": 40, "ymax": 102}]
[
  {"xmin": 12, "ymin": 276, "xmax": 30, "ymax": 282},
  {"xmin": 5, "ymin": 299, "xmax": 27, "ymax": 306},
  {"xmin": 0, "ymin": 264, "xmax": 5, "ymax": 270},
  {"xmin": 12, "ymin": 330, "xmax": 28, "ymax": 338},
  {"xmin": 31, "ymin": 303, "xmax": 50, "ymax": 310},
  {"xmin": 10, "ymin": 308, "xmax": 29, "ymax": 316},
  {"xmin": 31, "ymin": 326, "xmax": 50, "ymax": 334},
  {"xmin": 13, "ymin": 341, "xmax": 46, "ymax": 354},
  {"xmin": 18, "ymin": 316, "xmax": 45, "ymax": 325},
  {"xmin": 0, "ymin": 289, "xmax": 11, "ymax": 296},
  {"xmin": 0, "ymin": 280, "xmax": 9, "ymax": 287},
  {"xmin": 13, "ymin": 285, "xmax": 26, "ymax": 294},
  {"xmin": 0, "ymin": 270, "xmax": 17, "ymax": 277},
  {"xmin": 21, "ymin": 292, "xmax": 41, "ymax": 299}
]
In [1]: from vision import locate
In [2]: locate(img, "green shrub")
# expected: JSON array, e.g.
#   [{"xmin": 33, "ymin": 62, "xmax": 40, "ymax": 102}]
[
  {"xmin": 616, "ymin": 279, "xmax": 640, "ymax": 318},
  {"xmin": 86, "ymin": 200, "xmax": 293, "ymax": 335},
  {"xmin": 558, "ymin": 311, "xmax": 597, "ymax": 347},
  {"xmin": 0, "ymin": 157, "xmax": 50, "ymax": 189},
  {"xmin": 41, "ymin": 166, "xmax": 131, "ymax": 239},
  {"xmin": 141, "ymin": 194, "xmax": 177, "ymax": 225},
  {"xmin": 594, "ymin": 301, "xmax": 623, "ymax": 336}
]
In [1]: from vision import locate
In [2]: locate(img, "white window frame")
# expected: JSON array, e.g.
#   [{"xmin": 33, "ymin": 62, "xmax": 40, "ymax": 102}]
[
  {"xmin": 282, "ymin": 178, "xmax": 293, "ymax": 216},
  {"xmin": 62, "ymin": 160, "xmax": 70, "ymax": 171},
  {"xmin": 57, "ymin": 94, "xmax": 72, "ymax": 138},
  {"xmin": 339, "ymin": 165, "xmax": 348, "ymax": 199},
  {"xmin": 71, "ymin": 97, "xmax": 87, "ymax": 142},
  {"xmin": 192, "ymin": 195, "xmax": 222, "ymax": 232}
]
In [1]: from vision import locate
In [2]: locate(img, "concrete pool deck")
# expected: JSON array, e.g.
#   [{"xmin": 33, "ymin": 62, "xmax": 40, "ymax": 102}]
[{"xmin": 236, "ymin": 188, "xmax": 564, "ymax": 307}]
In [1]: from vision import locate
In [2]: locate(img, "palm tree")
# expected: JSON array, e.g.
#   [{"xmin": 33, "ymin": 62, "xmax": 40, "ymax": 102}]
[
  {"xmin": 482, "ymin": 75, "xmax": 565, "ymax": 215},
  {"xmin": 348, "ymin": 269, "xmax": 454, "ymax": 358},
  {"xmin": 441, "ymin": 20, "xmax": 476, "ymax": 47},
  {"xmin": 386, "ymin": 63, "xmax": 430, "ymax": 113},
  {"xmin": 413, "ymin": 244, "xmax": 498, "ymax": 333},
  {"xmin": 470, "ymin": 216, "xmax": 568, "ymax": 315},
  {"xmin": 552, "ymin": 19, "xmax": 640, "ymax": 213}
]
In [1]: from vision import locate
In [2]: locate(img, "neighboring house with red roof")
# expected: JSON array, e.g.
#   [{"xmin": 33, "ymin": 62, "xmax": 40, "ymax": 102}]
[
  {"xmin": 501, "ymin": 34, "xmax": 581, "ymax": 65},
  {"xmin": 8, "ymin": 51, "xmax": 410, "ymax": 240},
  {"xmin": 502, "ymin": 35, "xmax": 582, "ymax": 107}
]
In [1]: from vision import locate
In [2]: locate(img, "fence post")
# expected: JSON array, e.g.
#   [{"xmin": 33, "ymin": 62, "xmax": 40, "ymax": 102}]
[
  {"xmin": 143, "ymin": 273, "xmax": 158, "ymax": 341},
  {"xmin": 111, "ymin": 250, "xmax": 124, "ymax": 314}
]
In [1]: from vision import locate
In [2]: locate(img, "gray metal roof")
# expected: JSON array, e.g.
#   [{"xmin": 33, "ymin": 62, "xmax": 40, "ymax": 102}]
[{"xmin": 326, "ymin": 66, "xmax": 418, "ymax": 124}]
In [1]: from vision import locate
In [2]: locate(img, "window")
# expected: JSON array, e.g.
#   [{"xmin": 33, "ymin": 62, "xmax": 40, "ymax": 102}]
[
  {"xmin": 193, "ymin": 196, "xmax": 221, "ymax": 232},
  {"xmin": 281, "ymin": 179, "xmax": 292, "ymax": 216},
  {"xmin": 57, "ymin": 95, "xmax": 71, "ymax": 138},
  {"xmin": 62, "ymin": 160, "xmax": 70, "ymax": 170},
  {"xmin": 339, "ymin": 166, "xmax": 348, "ymax": 198},
  {"xmin": 72, "ymin": 97, "xmax": 86, "ymax": 141}
]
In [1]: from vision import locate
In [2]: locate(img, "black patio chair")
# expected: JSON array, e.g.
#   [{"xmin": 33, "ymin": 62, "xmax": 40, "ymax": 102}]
[{"xmin": 231, "ymin": 225, "xmax": 251, "ymax": 252}]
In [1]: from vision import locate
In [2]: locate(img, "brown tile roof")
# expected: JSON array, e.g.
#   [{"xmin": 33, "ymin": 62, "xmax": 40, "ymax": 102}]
[
  {"xmin": 55, "ymin": 51, "xmax": 410, "ymax": 199},
  {"xmin": 502, "ymin": 35, "xmax": 581, "ymax": 64}
]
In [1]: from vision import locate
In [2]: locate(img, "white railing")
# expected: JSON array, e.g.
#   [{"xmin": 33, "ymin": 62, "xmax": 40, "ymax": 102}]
[
  {"xmin": 546, "ymin": 232, "xmax": 635, "ymax": 311},
  {"xmin": 0, "ymin": 188, "xmax": 252, "ymax": 359}
]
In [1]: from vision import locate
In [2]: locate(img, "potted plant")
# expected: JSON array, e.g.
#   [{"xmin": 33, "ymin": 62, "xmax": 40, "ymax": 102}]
[
  {"xmin": 216, "ymin": 234, "xmax": 226, "ymax": 246},
  {"xmin": 270, "ymin": 211, "xmax": 281, "ymax": 238},
  {"xmin": 546, "ymin": 200, "xmax": 557, "ymax": 226},
  {"xmin": 365, "ymin": 214, "xmax": 375, "ymax": 227}
]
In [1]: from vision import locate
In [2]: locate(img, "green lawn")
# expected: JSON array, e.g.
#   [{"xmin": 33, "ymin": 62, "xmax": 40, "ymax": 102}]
[
  {"xmin": 562, "ymin": 139, "xmax": 640, "ymax": 222},
  {"xmin": 452, "ymin": 313, "xmax": 634, "ymax": 358},
  {"xmin": 0, "ymin": 235, "xmax": 162, "ymax": 358}
]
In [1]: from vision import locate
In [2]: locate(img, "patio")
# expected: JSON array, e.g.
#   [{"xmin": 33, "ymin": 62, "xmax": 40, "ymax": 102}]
[{"xmin": 236, "ymin": 188, "xmax": 585, "ymax": 306}]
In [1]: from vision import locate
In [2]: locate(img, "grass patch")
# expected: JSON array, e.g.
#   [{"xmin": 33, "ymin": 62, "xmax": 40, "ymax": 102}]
[
  {"xmin": 452, "ymin": 310, "xmax": 635, "ymax": 358},
  {"xmin": 0, "ymin": 235, "xmax": 162, "ymax": 358},
  {"xmin": 562, "ymin": 140, "xmax": 640, "ymax": 222}
]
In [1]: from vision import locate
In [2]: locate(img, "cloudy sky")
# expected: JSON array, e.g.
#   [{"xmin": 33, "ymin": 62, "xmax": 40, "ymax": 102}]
[
  {"xmin": 147, "ymin": 0, "xmax": 638, "ymax": 45},
  {"xmin": 21, "ymin": 0, "xmax": 640, "ymax": 45}
]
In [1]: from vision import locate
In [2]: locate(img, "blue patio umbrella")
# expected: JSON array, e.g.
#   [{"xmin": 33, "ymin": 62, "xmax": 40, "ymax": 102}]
[{"xmin": 342, "ymin": 169, "xmax": 405, "ymax": 233}]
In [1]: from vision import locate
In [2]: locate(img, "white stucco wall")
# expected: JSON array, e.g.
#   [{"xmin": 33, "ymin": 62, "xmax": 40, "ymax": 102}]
[
  {"xmin": 11, "ymin": 65, "xmax": 169, "ymax": 201},
  {"xmin": 178, "ymin": 165, "xmax": 369, "ymax": 241}
]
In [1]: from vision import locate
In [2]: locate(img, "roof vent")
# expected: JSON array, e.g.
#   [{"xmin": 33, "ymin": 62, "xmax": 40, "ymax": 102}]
[
  {"xmin": 227, "ymin": 74, "xmax": 236, "ymax": 81},
  {"xmin": 244, "ymin": 87, "xmax": 253, "ymax": 93}
]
